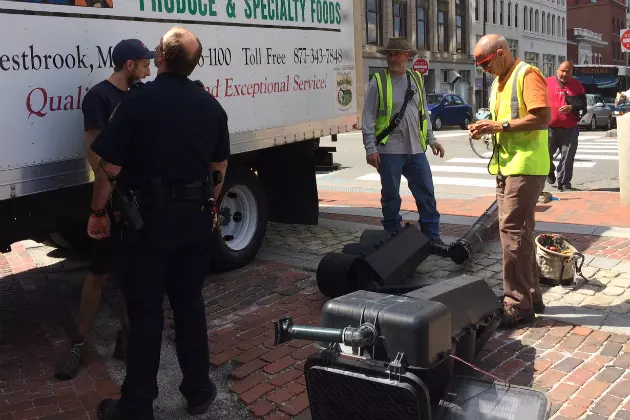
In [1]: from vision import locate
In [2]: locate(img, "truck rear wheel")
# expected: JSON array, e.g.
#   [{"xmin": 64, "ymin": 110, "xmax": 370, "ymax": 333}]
[{"xmin": 211, "ymin": 166, "xmax": 268, "ymax": 273}]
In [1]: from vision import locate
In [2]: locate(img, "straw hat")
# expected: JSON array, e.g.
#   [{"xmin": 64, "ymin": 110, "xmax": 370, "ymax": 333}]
[{"xmin": 377, "ymin": 37, "xmax": 418, "ymax": 56}]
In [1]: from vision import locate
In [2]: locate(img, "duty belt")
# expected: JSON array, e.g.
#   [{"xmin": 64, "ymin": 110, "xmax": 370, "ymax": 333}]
[{"xmin": 163, "ymin": 180, "xmax": 207, "ymax": 201}]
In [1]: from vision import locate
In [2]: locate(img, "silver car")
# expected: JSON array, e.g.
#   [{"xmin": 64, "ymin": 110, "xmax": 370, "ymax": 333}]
[{"xmin": 578, "ymin": 94, "xmax": 613, "ymax": 131}]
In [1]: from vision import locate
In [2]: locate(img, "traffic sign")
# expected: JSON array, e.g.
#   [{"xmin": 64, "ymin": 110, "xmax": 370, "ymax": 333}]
[
  {"xmin": 621, "ymin": 29, "xmax": 630, "ymax": 52},
  {"xmin": 413, "ymin": 58, "xmax": 429, "ymax": 75}
]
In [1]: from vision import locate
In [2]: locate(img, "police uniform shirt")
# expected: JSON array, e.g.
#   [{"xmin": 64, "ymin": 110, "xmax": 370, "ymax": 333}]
[{"xmin": 91, "ymin": 72, "xmax": 230, "ymax": 245}]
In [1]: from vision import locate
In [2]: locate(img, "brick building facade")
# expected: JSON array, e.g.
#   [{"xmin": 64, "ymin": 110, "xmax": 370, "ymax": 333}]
[
  {"xmin": 567, "ymin": 0, "xmax": 627, "ymax": 65},
  {"xmin": 360, "ymin": 0, "xmax": 475, "ymax": 104}
]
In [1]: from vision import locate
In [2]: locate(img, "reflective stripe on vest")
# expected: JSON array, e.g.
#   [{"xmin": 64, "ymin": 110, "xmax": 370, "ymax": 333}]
[
  {"xmin": 488, "ymin": 62, "xmax": 550, "ymax": 176},
  {"xmin": 373, "ymin": 69, "xmax": 428, "ymax": 151}
]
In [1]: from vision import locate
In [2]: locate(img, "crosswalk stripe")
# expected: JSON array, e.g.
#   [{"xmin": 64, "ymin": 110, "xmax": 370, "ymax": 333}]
[
  {"xmin": 578, "ymin": 143, "xmax": 618, "ymax": 147},
  {"xmin": 429, "ymin": 165, "xmax": 490, "ymax": 174},
  {"xmin": 578, "ymin": 149, "xmax": 618, "ymax": 153},
  {"xmin": 574, "ymin": 154, "xmax": 618, "ymax": 160},
  {"xmin": 447, "ymin": 157, "xmax": 597, "ymax": 167},
  {"xmin": 434, "ymin": 132, "xmax": 469, "ymax": 138}
]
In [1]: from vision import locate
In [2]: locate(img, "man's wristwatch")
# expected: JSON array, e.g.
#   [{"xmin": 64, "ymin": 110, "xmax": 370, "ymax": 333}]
[
  {"xmin": 90, "ymin": 207, "xmax": 107, "ymax": 217},
  {"xmin": 502, "ymin": 121, "xmax": 510, "ymax": 132}
]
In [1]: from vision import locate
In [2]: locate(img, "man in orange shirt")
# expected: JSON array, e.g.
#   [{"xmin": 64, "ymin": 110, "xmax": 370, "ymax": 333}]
[{"xmin": 469, "ymin": 34, "xmax": 551, "ymax": 328}]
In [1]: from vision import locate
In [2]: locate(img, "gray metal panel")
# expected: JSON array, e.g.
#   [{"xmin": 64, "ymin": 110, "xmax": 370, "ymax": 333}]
[{"xmin": 0, "ymin": 117, "xmax": 359, "ymax": 200}]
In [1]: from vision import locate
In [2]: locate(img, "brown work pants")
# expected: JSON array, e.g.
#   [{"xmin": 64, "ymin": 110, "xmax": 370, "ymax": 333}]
[{"xmin": 496, "ymin": 174, "xmax": 546, "ymax": 310}]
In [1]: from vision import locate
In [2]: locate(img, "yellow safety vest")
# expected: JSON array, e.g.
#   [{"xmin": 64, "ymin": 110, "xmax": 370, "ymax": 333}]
[
  {"xmin": 373, "ymin": 69, "xmax": 428, "ymax": 151},
  {"xmin": 488, "ymin": 61, "xmax": 550, "ymax": 176}
]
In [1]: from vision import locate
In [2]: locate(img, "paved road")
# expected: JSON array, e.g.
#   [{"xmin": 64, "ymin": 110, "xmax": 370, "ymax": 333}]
[{"xmin": 318, "ymin": 128, "xmax": 618, "ymax": 200}]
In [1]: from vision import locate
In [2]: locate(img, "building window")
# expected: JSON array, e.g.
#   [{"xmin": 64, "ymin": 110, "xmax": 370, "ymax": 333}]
[
  {"xmin": 438, "ymin": 10, "xmax": 448, "ymax": 52},
  {"xmin": 484, "ymin": 0, "xmax": 488, "ymax": 22},
  {"xmin": 475, "ymin": 0, "xmax": 479, "ymax": 20},
  {"xmin": 416, "ymin": 0, "xmax": 428, "ymax": 50},
  {"xmin": 524, "ymin": 6, "xmax": 527, "ymax": 29},
  {"xmin": 515, "ymin": 4, "xmax": 518, "ymax": 28},
  {"xmin": 493, "ymin": 0, "xmax": 496, "ymax": 23},
  {"xmin": 530, "ymin": 9, "xmax": 533, "ymax": 31},
  {"xmin": 562, "ymin": 17, "xmax": 565, "ymax": 37},
  {"xmin": 365, "ymin": 0, "xmax": 382, "ymax": 45},
  {"xmin": 557, "ymin": 16, "xmax": 560, "ymax": 37},
  {"xmin": 535, "ymin": 10, "xmax": 539, "ymax": 33},
  {"xmin": 547, "ymin": 14, "xmax": 551, "ymax": 35},
  {"xmin": 543, "ymin": 54, "xmax": 554, "ymax": 76},
  {"xmin": 542, "ymin": 12, "xmax": 545, "ymax": 34},
  {"xmin": 552, "ymin": 14, "xmax": 555, "ymax": 36},
  {"xmin": 500, "ymin": 0, "xmax": 504, "ymax": 25},
  {"xmin": 559, "ymin": 55, "xmax": 566, "ymax": 64},
  {"xmin": 508, "ymin": 2, "xmax": 511, "ymax": 26},
  {"xmin": 392, "ymin": 0, "xmax": 407, "ymax": 38},
  {"xmin": 455, "ymin": 0, "xmax": 466, "ymax": 53},
  {"xmin": 459, "ymin": 70, "xmax": 471, "ymax": 82},
  {"xmin": 507, "ymin": 39, "xmax": 518, "ymax": 57},
  {"xmin": 524, "ymin": 51, "xmax": 539, "ymax": 67}
]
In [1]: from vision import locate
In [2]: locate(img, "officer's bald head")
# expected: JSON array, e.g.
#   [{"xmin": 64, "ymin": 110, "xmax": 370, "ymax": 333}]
[{"xmin": 160, "ymin": 26, "xmax": 202, "ymax": 77}]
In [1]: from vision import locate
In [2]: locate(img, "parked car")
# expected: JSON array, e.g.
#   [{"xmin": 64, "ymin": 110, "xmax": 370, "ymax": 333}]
[
  {"xmin": 578, "ymin": 94, "xmax": 613, "ymax": 131},
  {"xmin": 426, "ymin": 93, "xmax": 473, "ymax": 131}
]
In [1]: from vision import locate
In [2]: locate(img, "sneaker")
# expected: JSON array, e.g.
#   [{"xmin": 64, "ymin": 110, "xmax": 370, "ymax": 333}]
[
  {"xmin": 113, "ymin": 329, "xmax": 128, "ymax": 360},
  {"xmin": 187, "ymin": 381, "xmax": 218, "ymax": 415},
  {"xmin": 499, "ymin": 304, "xmax": 535, "ymax": 329},
  {"xmin": 54, "ymin": 341, "xmax": 87, "ymax": 380}
]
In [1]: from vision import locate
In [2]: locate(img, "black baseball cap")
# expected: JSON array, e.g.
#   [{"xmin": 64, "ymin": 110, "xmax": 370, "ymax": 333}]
[{"xmin": 112, "ymin": 39, "xmax": 155, "ymax": 66}]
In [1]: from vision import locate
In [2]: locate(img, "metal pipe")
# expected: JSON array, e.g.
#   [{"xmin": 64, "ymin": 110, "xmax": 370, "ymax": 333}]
[
  {"xmin": 274, "ymin": 317, "xmax": 377, "ymax": 348},
  {"xmin": 448, "ymin": 200, "xmax": 499, "ymax": 265}
]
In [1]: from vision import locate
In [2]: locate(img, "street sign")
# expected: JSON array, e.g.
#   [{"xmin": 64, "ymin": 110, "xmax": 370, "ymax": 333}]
[
  {"xmin": 621, "ymin": 29, "xmax": 630, "ymax": 52},
  {"xmin": 413, "ymin": 58, "xmax": 429, "ymax": 74}
]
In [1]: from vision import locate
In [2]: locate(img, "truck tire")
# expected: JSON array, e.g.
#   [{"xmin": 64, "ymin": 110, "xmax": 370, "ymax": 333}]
[{"xmin": 211, "ymin": 166, "xmax": 268, "ymax": 273}]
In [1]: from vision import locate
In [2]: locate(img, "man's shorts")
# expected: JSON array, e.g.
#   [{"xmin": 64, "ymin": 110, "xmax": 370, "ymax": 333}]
[
  {"xmin": 90, "ymin": 236, "xmax": 115, "ymax": 276},
  {"xmin": 89, "ymin": 218, "xmax": 121, "ymax": 276}
]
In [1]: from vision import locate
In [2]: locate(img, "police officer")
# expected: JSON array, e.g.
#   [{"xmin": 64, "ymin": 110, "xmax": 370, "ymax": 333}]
[{"xmin": 87, "ymin": 26, "xmax": 230, "ymax": 420}]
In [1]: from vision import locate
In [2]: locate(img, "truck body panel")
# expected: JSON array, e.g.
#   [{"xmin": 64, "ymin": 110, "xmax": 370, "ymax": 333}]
[
  {"xmin": 0, "ymin": 0, "xmax": 364, "ymax": 266},
  {"xmin": 0, "ymin": 0, "xmax": 360, "ymax": 200}
]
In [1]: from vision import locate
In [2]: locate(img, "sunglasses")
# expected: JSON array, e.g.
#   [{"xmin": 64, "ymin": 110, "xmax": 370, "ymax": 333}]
[{"xmin": 476, "ymin": 53, "xmax": 496, "ymax": 68}]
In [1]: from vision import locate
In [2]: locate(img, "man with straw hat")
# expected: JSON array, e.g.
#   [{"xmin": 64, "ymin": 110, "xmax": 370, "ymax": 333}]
[{"xmin": 362, "ymin": 37, "xmax": 445, "ymax": 246}]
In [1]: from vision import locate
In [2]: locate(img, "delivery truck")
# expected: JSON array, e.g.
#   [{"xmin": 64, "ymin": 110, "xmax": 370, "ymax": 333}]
[{"xmin": 0, "ymin": 0, "xmax": 364, "ymax": 272}]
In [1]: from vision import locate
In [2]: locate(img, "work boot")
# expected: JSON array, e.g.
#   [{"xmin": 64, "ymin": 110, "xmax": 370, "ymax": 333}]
[
  {"xmin": 429, "ymin": 237, "xmax": 445, "ymax": 247},
  {"xmin": 547, "ymin": 172, "xmax": 556, "ymax": 185},
  {"xmin": 499, "ymin": 304, "xmax": 535, "ymax": 329},
  {"xmin": 113, "ymin": 329, "xmax": 128, "ymax": 360},
  {"xmin": 187, "ymin": 381, "xmax": 218, "ymax": 415},
  {"xmin": 54, "ymin": 341, "xmax": 87, "ymax": 380}
]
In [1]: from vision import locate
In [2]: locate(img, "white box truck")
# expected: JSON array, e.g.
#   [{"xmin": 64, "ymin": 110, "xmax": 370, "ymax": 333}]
[{"xmin": 0, "ymin": 0, "xmax": 364, "ymax": 272}]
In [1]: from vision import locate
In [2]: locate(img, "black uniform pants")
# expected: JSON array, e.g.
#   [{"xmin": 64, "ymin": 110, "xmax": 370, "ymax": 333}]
[
  {"xmin": 115, "ymin": 232, "xmax": 213, "ymax": 419},
  {"xmin": 548, "ymin": 126, "xmax": 579, "ymax": 187}
]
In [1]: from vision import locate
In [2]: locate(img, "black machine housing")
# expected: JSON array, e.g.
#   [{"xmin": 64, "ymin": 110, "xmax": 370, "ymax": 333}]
[{"xmin": 275, "ymin": 274, "xmax": 551, "ymax": 420}]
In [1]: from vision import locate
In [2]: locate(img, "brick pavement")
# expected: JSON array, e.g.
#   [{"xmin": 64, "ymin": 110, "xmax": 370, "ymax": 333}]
[
  {"xmin": 2, "ymin": 219, "xmax": 630, "ymax": 420},
  {"xmin": 318, "ymin": 190, "xmax": 630, "ymax": 228},
  {"xmin": 0, "ymin": 245, "xmax": 121, "ymax": 420}
]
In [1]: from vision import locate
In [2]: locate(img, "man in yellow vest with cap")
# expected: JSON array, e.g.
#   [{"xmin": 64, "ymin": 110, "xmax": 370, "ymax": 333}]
[
  {"xmin": 469, "ymin": 34, "xmax": 551, "ymax": 328},
  {"xmin": 362, "ymin": 38, "xmax": 445, "ymax": 246}
]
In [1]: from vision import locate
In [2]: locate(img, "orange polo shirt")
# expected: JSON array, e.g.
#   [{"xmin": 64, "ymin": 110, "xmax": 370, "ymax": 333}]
[{"xmin": 494, "ymin": 58, "xmax": 550, "ymax": 117}]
